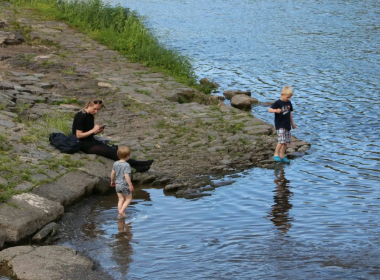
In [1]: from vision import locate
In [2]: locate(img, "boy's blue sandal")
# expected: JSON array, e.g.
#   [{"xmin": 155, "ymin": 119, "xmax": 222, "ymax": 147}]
[
  {"xmin": 281, "ymin": 157, "xmax": 290, "ymax": 163},
  {"xmin": 273, "ymin": 156, "xmax": 281, "ymax": 162}
]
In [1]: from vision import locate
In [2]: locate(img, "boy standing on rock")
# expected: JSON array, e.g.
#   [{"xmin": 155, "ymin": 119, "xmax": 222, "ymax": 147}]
[
  {"xmin": 268, "ymin": 86, "xmax": 297, "ymax": 163},
  {"xmin": 110, "ymin": 146, "xmax": 134, "ymax": 219}
]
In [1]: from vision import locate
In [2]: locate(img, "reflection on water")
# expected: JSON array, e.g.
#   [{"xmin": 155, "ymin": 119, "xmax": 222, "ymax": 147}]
[
  {"xmin": 268, "ymin": 166, "xmax": 293, "ymax": 234},
  {"xmin": 113, "ymin": 220, "xmax": 133, "ymax": 276},
  {"xmin": 55, "ymin": 0, "xmax": 380, "ymax": 279}
]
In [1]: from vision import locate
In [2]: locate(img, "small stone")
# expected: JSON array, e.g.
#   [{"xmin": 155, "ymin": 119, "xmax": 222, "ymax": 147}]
[{"xmin": 32, "ymin": 222, "xmax": 58, "ymax": 242}]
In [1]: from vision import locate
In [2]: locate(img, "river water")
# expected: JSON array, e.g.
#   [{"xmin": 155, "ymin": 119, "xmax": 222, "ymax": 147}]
[{"xmin": 56, "ymin": 0, "xmax": 380, "ymax": 279}]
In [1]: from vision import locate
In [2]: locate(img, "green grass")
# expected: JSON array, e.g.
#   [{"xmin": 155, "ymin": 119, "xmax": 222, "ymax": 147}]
[{"xmin": 9, "ymin": 0, "xmax": 202, "ymax": 91}]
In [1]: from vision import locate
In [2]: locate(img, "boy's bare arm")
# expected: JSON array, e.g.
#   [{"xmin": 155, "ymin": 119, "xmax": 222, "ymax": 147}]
[
  {"xmin": 290, "ymin": 112, "xmax": 297, "ymax": 129},
  {"xmin": 110, "ymin": 170, "xmax": 116, "ymax": 187},
  {"xmin": 125, "ymin": 174, "xmax": 134, "ymax": 192},
  {"xmin": 268, "ymin": 108, "xmax": 281, "ymax": 113}
]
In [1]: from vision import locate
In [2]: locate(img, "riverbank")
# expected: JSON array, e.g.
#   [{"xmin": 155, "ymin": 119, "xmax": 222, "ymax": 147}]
[{"xmin": 0, "ymin": 2, "xmax": 309, "ymax": 279}]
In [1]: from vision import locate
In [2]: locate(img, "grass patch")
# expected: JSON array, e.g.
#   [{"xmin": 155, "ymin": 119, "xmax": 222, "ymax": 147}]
[
  {"xmin": 52, "ymin": 97, "xmax": 81, "ymax": 106},
  {"xmin": 134, "ymin": 89, "xmax": 151, "ymax": 96},
  {"xmin": 9, "ymin": 0, "xmax": 202, "ymax": 91}
]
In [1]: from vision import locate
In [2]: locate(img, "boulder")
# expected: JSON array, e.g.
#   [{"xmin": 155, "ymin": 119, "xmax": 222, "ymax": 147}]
[
  {"xmin": 0, "ymin": 245, "xmax": 109, "ymax": 280},
  {"xmin": 32, "ymin": 222, "xmax": 58, "ymax": 242},
  {"xmin": 0, "ymin": 193, "xmax": 63, "ymax": 243},
  {"xmin": 231, "ymin": 94, "xmax": 258, "ymax": 110},
  {"xmin": 31, "ymin": 171, "xmax": 97, "ymax": 207},
  {"xmin": 223, "ymin": 90, "xmax": 251, "ymax": 100}
]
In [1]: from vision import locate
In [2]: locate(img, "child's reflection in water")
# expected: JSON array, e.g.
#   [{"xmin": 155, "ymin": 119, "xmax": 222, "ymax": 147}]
[
  {"xmin": 112, "ymin": 218, "xmax": 134, "ymax": 275},
  {"xmin": 269, "ymin": 166, "xmax": 294, "ymax": 234}
]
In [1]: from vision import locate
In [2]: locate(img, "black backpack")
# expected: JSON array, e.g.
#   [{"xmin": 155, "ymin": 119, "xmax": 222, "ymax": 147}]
[{"xmin": 49, "ymin": 133, "xmax": 82, "ymax": 154}]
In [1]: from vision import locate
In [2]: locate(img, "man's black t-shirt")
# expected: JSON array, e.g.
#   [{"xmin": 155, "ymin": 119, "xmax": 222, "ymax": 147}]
[
  {"xmin": 270, "ymin": 99, "xmax": 293, "ymax": 130},
  {"xmin": 72, "ymin": 110, "xmax": 96, "ymax": 150}
]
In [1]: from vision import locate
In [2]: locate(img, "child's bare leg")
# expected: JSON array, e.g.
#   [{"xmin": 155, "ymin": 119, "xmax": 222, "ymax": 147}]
[
  {"xmin": 120, "ymin": 193, "xmax": 132, "ymax": 216},
  {"xmin": 280, "ymin": 144, "xmax": 287, "ymax": 159},
  {"xmin": 117, "ymin": 193, "xmax": 125, "ymax": 215},
  {"xmin": 274, "ymin": 143, "xmax": 282, "ymax": 156}
]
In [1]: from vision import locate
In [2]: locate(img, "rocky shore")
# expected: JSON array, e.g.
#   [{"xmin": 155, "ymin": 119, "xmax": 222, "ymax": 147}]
[{"xmin": 0, "ymin": 2, "xmax": 310, "ymax": 279}]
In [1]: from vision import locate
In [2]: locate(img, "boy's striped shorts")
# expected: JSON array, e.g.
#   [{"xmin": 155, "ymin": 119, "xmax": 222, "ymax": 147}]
[{"xmin": 277, "ymin": 128, "xmax": 291, "ymax": 144}]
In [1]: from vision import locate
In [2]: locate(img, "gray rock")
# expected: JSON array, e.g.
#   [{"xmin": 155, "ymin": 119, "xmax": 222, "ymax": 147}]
[
  {"xmin": 0, "ymin": 176, "xmax": 8, "ymax": 186},
  {"xmin": 79, "ymin": 160, "xmax": 114, "ymax": 195},
  {"xmin": 31, "ymin": 174, "xmax": 49, "ymax": 182},
  {"xmin": 0, "ymin": 245, "xmax": 110, "ymax": 280},
  {"xmin": 132, "ymin": 172, "xmax": 156, "ymax": 185},
  {"xmin": 231, "ymin": 94, "xmax": 258, "ymax": 110},
  {"xmin": 32, "ymin": 222, "xmax": 58, "ymax": 242},
  {"xmin": 0, "ymin": 193, "xmax": 64, "ymax": 243},
  {"xmin": 45, "ymin": 169, "xmax": 60, "ymax": 179},
  {"xmin": 32, "ymin": 171, "xmax": 97, "ymax": 206},
  {"xmin": 0, "ymin": 229, "xmax": 5, "ymax": 249},
  {"xmin": 0, "ymin": 81, "xmax": 15, "ymax": 90},
  {"xmin": 207, "ymin": 146, "xmax": 226, "ymax": 152},
  {"xmin": 164, "ymin": 183, "xmax": 185, "ymax": 191},
  {"xmin": 14, "ymin": 181, "xmax": 33, "ymax": 192},
  {"xmin": 220, "ymin": 159, "xmax": 231, "ymax": 165},
  {"xmin": 298, "ymin": 145, "xmax": 310, "ymax": 152}
]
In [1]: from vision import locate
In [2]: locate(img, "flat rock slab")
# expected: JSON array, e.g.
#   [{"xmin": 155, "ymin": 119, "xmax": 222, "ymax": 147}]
[
  {"xmin": 31, "ymin": 171, "xmax": 97, "ymax": 207},
  {"xmin": 0, "ymin": 245, "xmax": 111, "ymax": 280},
  {"xmin": 0, "ymin": 193, "xmax": 63, "ymax": 243}
]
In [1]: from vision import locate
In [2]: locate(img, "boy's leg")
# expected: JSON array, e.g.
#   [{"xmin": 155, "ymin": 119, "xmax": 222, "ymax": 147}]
[
  {"xmin": 274, "ymin": 143, "xmax": 282, "ymax": 157},
  {"xmin": 120, "ymin": 193, "xmax": 133, "ymax": 215},
  {"xmin": 279, "ymin": 144, "xmax": 287, "ymax": 159},
  {"xmin": 117, "ymin": 193, "xmax": 125, "ymax": 215}
]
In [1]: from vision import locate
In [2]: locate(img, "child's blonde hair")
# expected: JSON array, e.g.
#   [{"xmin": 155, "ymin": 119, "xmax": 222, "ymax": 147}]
[
  {"xmin": 117, "ymin": 146, "xmax": 131, "ymax": 160},
  {"xmin": 281, "ymin": 86, "xmax": 293, "ymax": 96}
]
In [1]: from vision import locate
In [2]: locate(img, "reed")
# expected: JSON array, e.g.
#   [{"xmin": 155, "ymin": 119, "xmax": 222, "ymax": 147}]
[{"xmin": 9, "ymin": 0, "xmax": 199, "ymax": 87}]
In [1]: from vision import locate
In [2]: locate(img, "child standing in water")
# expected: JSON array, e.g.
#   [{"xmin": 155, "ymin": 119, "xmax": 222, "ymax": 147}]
[
  {"xmin": 111, "ymin": 146, "xmax": 134, "ymax": 219},
  {"xmin": 268, "ymin": 86, "xmax": 297, "ymax": 163}
]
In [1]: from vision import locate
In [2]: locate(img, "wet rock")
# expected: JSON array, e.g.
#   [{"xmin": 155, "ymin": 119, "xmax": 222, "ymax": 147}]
[
  {"xmin": 132, "ymin": 172, "xmax": 156, "ymax": 185},
  {"xmin": 231, "ymin": 94, "xmax": 258, "ymax": 110},
  {"xmin": 0, "ymin": 193, "xmax": 64, "ymax": 243},
  {"xmin": 210, "ymin": 180, "xmax": 235, "ymax": 187},
  {"xmin": 164, "ymin": 183, "xmax": 186, "ymax": 191},
  {"xmin": 151, "ymin": 177, "xmax": 172, "ymax": 186},
  {"xmin": 298, "ymin": 145, "xmax": 310, "ymax": 152},
  {"xmin": 223, "ymin": 90, "xmax": 251, "ymax": 100},
  {"xmin": 199, "ymin": 78, "xmax": 219, "ymax": 88},
  {"xmin": 0, "ymin": 245, "xmax": 109, "ymax": 280},
  {"xmin": 32, "ymin": 222, "xmax": 58, "ymax": 242}
]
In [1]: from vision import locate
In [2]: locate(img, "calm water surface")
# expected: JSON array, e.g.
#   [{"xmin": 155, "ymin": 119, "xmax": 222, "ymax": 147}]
[{"xmin": 58, "ymin": 0, "xmax": 380, "ymax": 279}]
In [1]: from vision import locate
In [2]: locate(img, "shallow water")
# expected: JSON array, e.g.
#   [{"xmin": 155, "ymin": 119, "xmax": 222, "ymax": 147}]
[{"xmin": 56, "ymin": 0, "xmax": 379, "ymax": 279}]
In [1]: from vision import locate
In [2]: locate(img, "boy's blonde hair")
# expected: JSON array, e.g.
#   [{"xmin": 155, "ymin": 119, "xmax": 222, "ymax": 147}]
[
  {"xmin": 281, "ymin": 86, "xmax": 293, "ymax": 96},
  {"xmin": 117, "ymin": 146, "xmax": 131, "ymax": 160}
]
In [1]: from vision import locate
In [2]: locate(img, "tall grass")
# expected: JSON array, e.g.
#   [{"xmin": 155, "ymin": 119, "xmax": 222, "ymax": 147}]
[{"xmin": 9, "ymin": 0, "xmax": 199, "ymax": 87}]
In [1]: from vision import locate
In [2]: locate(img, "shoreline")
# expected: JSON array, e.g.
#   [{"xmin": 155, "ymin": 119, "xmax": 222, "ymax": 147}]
[{"xmin": 0, "ymin": 2, "xmax": 310, "ymax": 279}]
